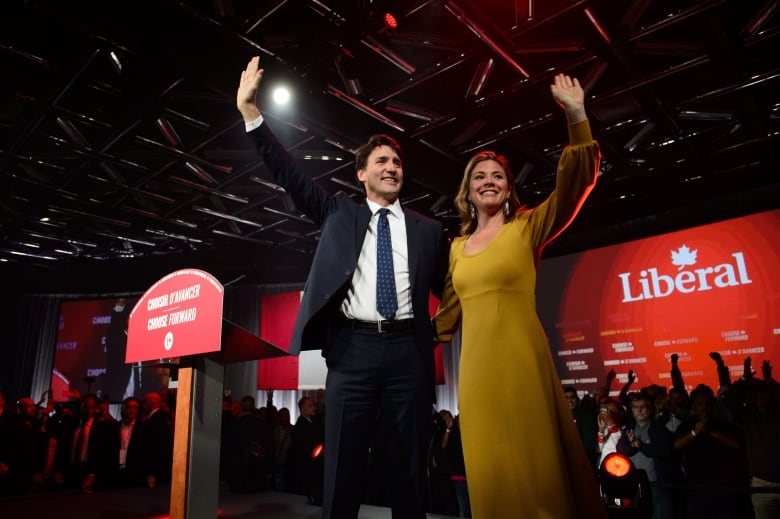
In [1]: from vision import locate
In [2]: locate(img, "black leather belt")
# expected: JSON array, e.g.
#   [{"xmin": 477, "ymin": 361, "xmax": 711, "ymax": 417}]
[{"xmin": 338, "ymin": 317, "xmax": 415, "ymax": 333}]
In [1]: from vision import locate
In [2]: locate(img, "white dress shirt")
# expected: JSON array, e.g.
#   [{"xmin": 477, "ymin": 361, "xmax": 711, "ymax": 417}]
[{"xmin": 341, "ymin": 199, "xmax": 411, "ymax": 321}]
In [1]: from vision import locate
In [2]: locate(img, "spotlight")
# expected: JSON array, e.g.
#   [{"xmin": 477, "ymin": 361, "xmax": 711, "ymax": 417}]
[
  {"xmin": 272, "ymin": 86, "xmax": 291, "ymax": 105},
  {"xmin": 598, "ymin": 452, "xmax": 652, "ymax": 518}
]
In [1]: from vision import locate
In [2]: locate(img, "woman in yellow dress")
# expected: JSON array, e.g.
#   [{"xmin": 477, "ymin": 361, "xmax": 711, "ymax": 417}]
[{"xmin": 434, "ymin": 74, "xmax": 608, "ymax": 518}]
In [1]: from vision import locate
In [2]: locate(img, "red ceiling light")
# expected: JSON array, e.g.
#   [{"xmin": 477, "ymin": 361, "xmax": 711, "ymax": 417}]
[{"xmin": 383, "ymin": 12, "xmax": 398, "ymax": 30}]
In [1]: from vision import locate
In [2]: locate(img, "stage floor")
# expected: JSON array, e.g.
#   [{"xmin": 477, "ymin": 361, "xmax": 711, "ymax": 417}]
[{"xmin": 1, "ymin": 485, "xmax": 461, "ymax": 519}]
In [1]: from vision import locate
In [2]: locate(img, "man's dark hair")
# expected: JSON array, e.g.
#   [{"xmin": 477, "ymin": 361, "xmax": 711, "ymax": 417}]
[
  {"xmin": 354, "ymin": 134, "xmax": 403, "ymax": 174},
  {"xmin": 629, "ymin": 392, "xmax": 651, "ymax": 407}
]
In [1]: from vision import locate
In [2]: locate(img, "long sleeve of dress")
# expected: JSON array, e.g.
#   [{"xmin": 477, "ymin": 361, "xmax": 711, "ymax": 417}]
[
  {"xmin": 524, "ymin": 119, "xmax": 600, "ymax": 259},
  {"xmin": 432, "ymin": 241, "xmax": 463, "ymax": 342}
]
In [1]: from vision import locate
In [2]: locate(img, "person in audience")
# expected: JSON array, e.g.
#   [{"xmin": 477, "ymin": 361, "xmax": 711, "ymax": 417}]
[
  {"xmin": 128, "ymin": 391, "xmax": 173, "ymax": 488},
  {"xmin": 662, "ymin": 355, "xmax": 690, "ymax": 516},
  {"xmin": 660, "ymin": 369, "xmax": 692, "ymax": 435},
  {"xmin": 261, "ymin": 389, "xmax": 278, "ymax": 432},
  {"xmin": 313, "ymin": 389, "xmax": 327, "ymax": 419},
  {"xmin": 52, "ymin": 393, "xmax": 115, "ymax": 493},
  {"xmin": 18, "ymin": 397, "xmax": 50, "ymax": 493},
  {"xmin": 114, "ymin": 396, "xmax": 141, "ymax": 489},
  {"xmin": 95, "ymin": 397, "xmax": 120, "ymax": 492},
  {"xmin": 564, "ymin": 386, "xmax": 599, "ymax": 471},
  {"xmin": 438, "ymin": 410, "xmax": 470, "ymax": 518},
  {"xmin": 46, "ymin": 401, "xmax": 77, "ymax": 488},
  {"xmin": 219, "ymin": 394, "xmax": 239, "ymax": 483},
  {"xmin": 717, "ymin": 357, "xmax": 780, "ymax": 519},
  {"xmin": 674, "ymin": 383, "xmax": 748, "ymax": 519},
  {"xmin": 272, "ymin": 407, "xmax": 294, "ymax": 492},
  {"xmin": 290, "ymin": 396, "xmax": 324, "ymax": 506},
  {"xmin": 618, "ymin": 392, "xmax": 678, "ymax": 519},
  {"xmin": 428, "ymin": 410, "xmax": 459, "ymax": 516},
  {"xmin": 597, "ymin": 397, "xmax": 626, "ymax": 466},
  {"xmin": 33, "ymin": 393, "xmax": 59, "ymax": 494},
  {"xmin": 224, "ymin": 394, "xmax": 274, "ymax": 493},
  {"xmin": 0, "ymin": 396, "xmax": 47, "ymax": 496}
]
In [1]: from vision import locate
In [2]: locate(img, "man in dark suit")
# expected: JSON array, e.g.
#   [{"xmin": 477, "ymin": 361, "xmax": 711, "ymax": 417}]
[
  {"xmin": 237, "ymin": 56, "xmax": 448, "ymax": 519},
  {"xmin": 290, "ymin": 396, "xmax": 324, "ymax": 504},
  {"xmin": 129, "ymin": 392, "xmax": 173, "ymax": 488},
  {"xmin": 53, "ymin": 393, "xmax": 118, "ymax": 493}
]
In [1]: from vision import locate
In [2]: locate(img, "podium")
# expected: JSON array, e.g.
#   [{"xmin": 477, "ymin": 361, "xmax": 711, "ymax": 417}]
[{"xmin": 127, "ymin": 269, "xmax": 288, "ymax": 519}]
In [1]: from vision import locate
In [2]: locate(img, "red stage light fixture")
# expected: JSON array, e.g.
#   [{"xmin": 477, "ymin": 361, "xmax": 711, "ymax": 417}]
[
  {"xmin": 603, "ymin": 452, "xmax": 631, "ymax": 477},
  {"xmin": 598, "ymin": 452, "xmax": 652, "ymax": 516},
  {"xmin": 383, "ymin": 12, "xmax": 398, "ymax": 30},
  {"xmin": 312, "ymin": 443, "xmax": 323, "ymax": 458}
]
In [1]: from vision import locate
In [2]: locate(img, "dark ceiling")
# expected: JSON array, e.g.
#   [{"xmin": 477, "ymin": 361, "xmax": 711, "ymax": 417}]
[{"xmin": 2, "ymin": 0, "xmax": 779, "ymax": 294}]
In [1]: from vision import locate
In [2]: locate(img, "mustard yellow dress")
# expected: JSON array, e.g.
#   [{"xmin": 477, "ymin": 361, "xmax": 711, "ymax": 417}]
[{"xmin": 434, "ymin": 120, "xmax": 607, "ymax": 518}]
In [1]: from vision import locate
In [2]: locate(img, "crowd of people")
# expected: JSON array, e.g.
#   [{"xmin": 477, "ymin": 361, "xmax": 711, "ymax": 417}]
[
  {"xmin": 0, "ymin": 385, "xmax": 471, "ymax": 517},
  {"xmin": 3, "ymin": 351, "xmax": 777, "ymax": 519},
  {"xmin": 566, "ymin": 354, "xmax": 780, "ymax": 519},
  {"xmin": 0, "ymin": 389, "xmax": 174, "ymax": 496},
  {"xmin": 219, "ymin": 390, "xmax": 471, "ymax": 516}
]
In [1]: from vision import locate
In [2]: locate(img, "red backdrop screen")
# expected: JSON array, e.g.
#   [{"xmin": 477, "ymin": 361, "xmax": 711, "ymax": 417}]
[
  {"xmin": 51, "ymin": 296, "xmax": 168, "ymax": 402},
  {"xmin": 537, "ymin": 209, "xmax": 780, "ymax": 395}
]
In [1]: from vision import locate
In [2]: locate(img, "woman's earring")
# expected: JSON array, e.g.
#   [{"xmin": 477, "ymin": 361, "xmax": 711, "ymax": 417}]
[
  {"xmin": 469, "ymin": 203, "xmax": 476, "ymax": 219},
  {"xmin": 504, "ymin": 199, "xmax": 510, "ymax": 216}
]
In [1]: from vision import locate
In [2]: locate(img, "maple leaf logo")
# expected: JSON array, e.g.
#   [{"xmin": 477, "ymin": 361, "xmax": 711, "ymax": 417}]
[{"xmin": 671, "ymin": 245, "xmax": 697, "ymax": 270}]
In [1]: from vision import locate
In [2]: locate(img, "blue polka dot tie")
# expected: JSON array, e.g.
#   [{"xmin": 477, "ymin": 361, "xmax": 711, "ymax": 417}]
[{"xmin": 376, "ymin": 208, "xmax": 398, "ymax": 319}]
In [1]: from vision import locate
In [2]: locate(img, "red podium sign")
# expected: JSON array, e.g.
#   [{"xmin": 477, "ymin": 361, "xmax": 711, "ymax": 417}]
[{"xmin": 127, "ymin": 268, "xmax": 224, "ymax": 363}]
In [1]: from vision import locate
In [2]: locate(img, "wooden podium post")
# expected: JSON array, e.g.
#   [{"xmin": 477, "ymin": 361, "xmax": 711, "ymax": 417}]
[
  {"xmin": 169, "ymin": 356, "xmax": 223, "ymax": 519},
  {"xmin": 127, "ymin": 269, "xmax": 288, "ymax": 519}
]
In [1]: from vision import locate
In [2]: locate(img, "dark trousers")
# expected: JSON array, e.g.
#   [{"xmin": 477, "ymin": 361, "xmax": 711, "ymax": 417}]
[{"xmin": 322, "ymin": 325, "xmax": 430, "ymax": 519}]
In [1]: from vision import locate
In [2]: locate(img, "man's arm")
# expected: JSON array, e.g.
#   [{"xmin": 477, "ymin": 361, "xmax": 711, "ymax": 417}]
[
  {"xmin": 709, "ymin": 352, "xmax": 733, "ymax": 390},
  {"xmin": 670, "ymin": 353, "xmax": 685, "ymax": 391},
  {"xmin": 236, "ymin": 56, "xmax": 331, "ymax": 225},
  {"xmin": 617, "ymin": 370, "xmax": 635, "ymax": 408}
]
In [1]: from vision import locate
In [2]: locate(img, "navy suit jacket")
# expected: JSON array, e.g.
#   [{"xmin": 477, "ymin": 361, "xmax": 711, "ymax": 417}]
[{"xmin": 247, "ymin": 122, "xmax": 448, "ymax": 384}]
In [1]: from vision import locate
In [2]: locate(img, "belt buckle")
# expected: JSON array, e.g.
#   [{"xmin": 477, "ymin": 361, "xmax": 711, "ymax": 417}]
[{"xmin": 377, "ymin": 320, "xmax": 384, "ymax": 333}]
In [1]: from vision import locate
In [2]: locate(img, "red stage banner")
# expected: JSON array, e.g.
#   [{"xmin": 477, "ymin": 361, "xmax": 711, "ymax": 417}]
[
  {"xmin": 537, "ymin": 209, "xmax": 780, "ymax": 394},
  {"xmin": 258, "ymin": 291, "xmax": 300, "ymax": 390},
  {"xmin": 429, "ymin": 293, "xmax": 445, "ymax": 385},
  {"xmin": 127, "ymin": 268, "xmax": 224, "ymax": 363}
]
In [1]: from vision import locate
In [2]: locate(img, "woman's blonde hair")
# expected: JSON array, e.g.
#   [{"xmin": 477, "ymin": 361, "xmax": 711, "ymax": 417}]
[{"xmin": 454, "ymin": 150, "xmax": 523, "ymax": 235}]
